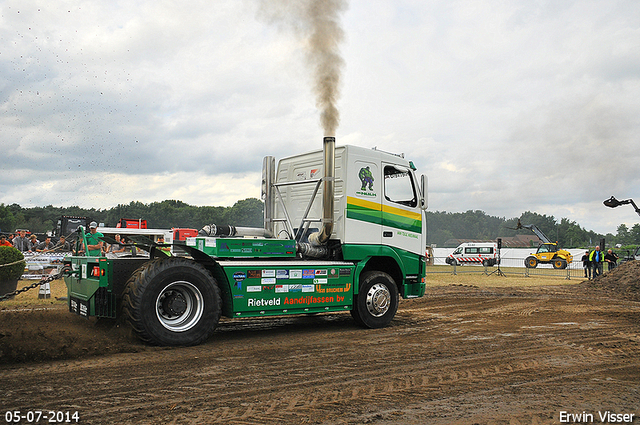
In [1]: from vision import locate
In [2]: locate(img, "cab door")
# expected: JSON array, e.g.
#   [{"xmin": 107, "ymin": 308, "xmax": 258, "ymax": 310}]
[
  {"xmin": 344, "ymin": 160, "xmax": 382, "ymax": 247},
  {"xmin": 381, "ymin": 164, "xmax": 423, "ymax": 256},
  {"xmin": 536, "ymin": 244, "xmax": 556, "ymax": 262}
]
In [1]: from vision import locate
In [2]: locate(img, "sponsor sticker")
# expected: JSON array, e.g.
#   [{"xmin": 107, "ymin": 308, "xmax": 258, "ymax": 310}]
[
  {"xmin": 248, "ymin": 270, "xmax": 261, "ymax": 279},
  {"xmin": 247, "ymin": 286, "xmax": 262, "ymax": 293},
  {"xmin": 289, "ymin": 284, "xmax": 302, "ymax": 292},
  {"xmin": 276, "ymin": 270, "xmax": 289, "ymax": 279},
  {"xmin": 262, "ymin": 277, "xmax": 276, "ymax": 285},
  {"xmin": 247, "ymin": 297, "xmax": 281, "ymax": 307},
  {"xmin": 355, "ymin": 190, "xmax": 377, "ymax": 197},
  {"xmin": 302, "ymin": 284, "xmax": 315, "ymax": 293},
  {"xmin": 262, "ymin": 269, "xmax": 276, "ymax": 278},
  {"xmin": 303, "ymin": 269, "xmax": 315, "ymax": 279},
  {"xmin": 313, "ymin": 278, "xmax": 328, "ymax": 284},
  {"xmin": 315, "ymin": 269, "xmax": 328, "ymax": 276},
  {"xmin": 290, "ymin": 270, "xmax": 303, "ymax": 279},
  {"xmin": 276, "ymin": 285, "xmax": 288, "ymax": 293}
]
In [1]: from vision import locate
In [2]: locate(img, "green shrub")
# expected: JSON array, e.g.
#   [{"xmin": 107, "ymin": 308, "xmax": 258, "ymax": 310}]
[{"xmin": 0, "ymin": 246, "xmax": 26, "ymax": 281}]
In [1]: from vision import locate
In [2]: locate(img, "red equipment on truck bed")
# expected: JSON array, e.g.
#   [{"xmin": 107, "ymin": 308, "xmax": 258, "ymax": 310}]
[{"xmin": 116, "ymin": 218, "xmax": 148, "ymax": 229}]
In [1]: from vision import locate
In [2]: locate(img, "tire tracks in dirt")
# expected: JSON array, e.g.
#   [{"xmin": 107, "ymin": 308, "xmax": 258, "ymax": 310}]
[{"xmin": 2, "ymin": 291, "xmax": 639, "ymax": 425}]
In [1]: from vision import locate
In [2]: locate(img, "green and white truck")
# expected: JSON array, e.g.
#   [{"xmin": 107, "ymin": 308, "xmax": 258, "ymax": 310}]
[{"xmin": 64, "ymin": 137, "xmax": 429, "ymax": 346}]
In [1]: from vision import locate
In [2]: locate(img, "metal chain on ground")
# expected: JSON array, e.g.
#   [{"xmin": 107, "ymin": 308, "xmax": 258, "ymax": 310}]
[{"xmin": 0, "ymin": 265, "xmax": 70, "ymax": 301}]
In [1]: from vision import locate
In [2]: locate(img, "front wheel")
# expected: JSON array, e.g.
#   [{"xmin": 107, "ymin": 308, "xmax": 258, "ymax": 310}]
[
  {"xmin": 525, "ymin": 256, "xmax": 538, "ymax": 268},
  {"xmin": 122, "ymin": 257, "xmax": 221, "ymax": 346},
  {"xmin": 351, "ymin": 271, "xmax": 399, "ymax": 329},
  {"xmin": 552, "ymin": 258, "xmax": 567, "ymax": 269}
]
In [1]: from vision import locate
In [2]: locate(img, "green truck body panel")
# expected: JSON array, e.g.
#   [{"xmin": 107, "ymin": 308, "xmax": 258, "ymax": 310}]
[
  {"xmin": 343, "ymin": 244, "xmax": 426, "ymax": 298},
  {"xmin": 214, "ymin": 261, "xmax": 355, "ymax": 318},
  {"xmin": 187, "ymin": 237, "xmax": 297, "ymax": 258},
  {"xmin": 64, "ymin": 243, "xmax": 426, "ymax": 319}
]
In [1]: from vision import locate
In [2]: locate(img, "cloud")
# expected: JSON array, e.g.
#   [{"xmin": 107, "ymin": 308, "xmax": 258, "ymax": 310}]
[{"xmin": 1, "ymin": 0, "xmax": 639, "ymax": 235}]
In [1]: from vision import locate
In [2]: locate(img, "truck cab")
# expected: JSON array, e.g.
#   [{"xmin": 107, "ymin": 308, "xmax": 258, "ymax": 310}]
[{"xmin": 269, "ymin": 145, "xmax": 427, "ymax": 297}]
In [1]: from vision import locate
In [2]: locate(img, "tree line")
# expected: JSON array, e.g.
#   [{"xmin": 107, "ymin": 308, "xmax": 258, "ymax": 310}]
[
  {"xmin": 426, "ymin": 210, "xmax": 639, "ymax": 248},
  {"xmin": 0, "ymin": 199, "xmax": 264, "ymax": 236},
  {"xmin": 1, "ymin": 200, "xmax": 638, "ymax": 248}
]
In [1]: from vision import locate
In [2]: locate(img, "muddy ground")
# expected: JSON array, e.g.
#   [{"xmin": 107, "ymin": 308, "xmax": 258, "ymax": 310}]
[{"xmin": 1, "ymin": 263, "xmax": 639, "ymax": 425}]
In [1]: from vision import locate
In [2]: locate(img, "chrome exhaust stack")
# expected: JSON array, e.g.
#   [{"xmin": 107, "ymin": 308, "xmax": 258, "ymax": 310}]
[
  {"xmin": 308, "ymin": 136, "xmax": 335, "ymax": 247},
  {"xmin": 262, "ymin": 155, "xmax": 276, "ymax": 236},
  {"xmin": 298, "ymin": 136, "xmax": 335, "ymax": 258}
]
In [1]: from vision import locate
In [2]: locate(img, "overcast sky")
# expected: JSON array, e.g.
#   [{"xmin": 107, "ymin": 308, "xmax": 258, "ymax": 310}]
[{"xmin": 2, "ymin": 0, "xmax": 639, "ymax": 235}]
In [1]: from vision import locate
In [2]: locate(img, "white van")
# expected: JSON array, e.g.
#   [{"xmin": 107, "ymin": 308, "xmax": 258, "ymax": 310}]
[{"xmin": 445, "ymin": 242, "xmax": 499, "ymax": 266}]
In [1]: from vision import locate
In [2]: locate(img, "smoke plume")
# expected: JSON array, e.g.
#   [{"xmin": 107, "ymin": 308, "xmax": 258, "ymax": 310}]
[{"xmin": 258, "ymin": 0, "xmax": 347, "ymax": 136}]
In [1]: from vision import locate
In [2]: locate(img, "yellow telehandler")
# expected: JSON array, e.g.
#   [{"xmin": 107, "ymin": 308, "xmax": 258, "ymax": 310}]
[{"xmin": 512, "ymin": 220, "xmax": 573, "ymax": 269}]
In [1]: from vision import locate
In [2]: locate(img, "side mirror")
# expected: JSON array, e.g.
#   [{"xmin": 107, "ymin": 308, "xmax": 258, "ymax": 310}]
[{"xmin": 420, "ymin": 174, "xmax": 428, "ymax": 210}]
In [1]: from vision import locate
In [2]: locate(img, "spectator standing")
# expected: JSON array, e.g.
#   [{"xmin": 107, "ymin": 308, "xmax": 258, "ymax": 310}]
[
  {"xmin": 590, "ymin": 246, "xmax": 604, "ymax": 278},
  {"xmin": 84, "ymin": 222, "xmax": 104, "ymax": 256},
  {"xmin": 156, "ymin": 235, "xmax": 171, "ymax": 256},
  {"xmin": 56, "ymin": 235, "xmax": 71, "ymax": 252},
  {"xmin": 581, "ymin": 250, "xmax": 591, "ymax": 279},
  {"xmin": 12, "ymin": 230, "xmax": 29, "ymax": 252},
  {"xmin": 0, "ymin": 235, "xmax": 12, "ymax": 247},
  {"xmin": 28, "ymin": 234, "xmax": 39, "ymax": 252},
  {"xmin": 604, "ymin": 249, "xmax": 619, "ymax": 271},
  {"xmin": 107, "ymin": 234, "xmax": 125, "ymax": 254},
  {"xmin": 36, "ymin": 236, "xmax": 55, "ymax": 252}
]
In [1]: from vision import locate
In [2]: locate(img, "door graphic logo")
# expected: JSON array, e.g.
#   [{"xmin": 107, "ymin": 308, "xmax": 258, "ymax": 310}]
[{"xmin": 359, "ymin": 166, "xmax": 374, "ymax": 191}]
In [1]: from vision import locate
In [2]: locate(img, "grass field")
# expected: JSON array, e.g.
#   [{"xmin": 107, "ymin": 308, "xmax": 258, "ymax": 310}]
[{"xmin": 425, "ymin": 271, "xmax": 581, "ymax": 288}]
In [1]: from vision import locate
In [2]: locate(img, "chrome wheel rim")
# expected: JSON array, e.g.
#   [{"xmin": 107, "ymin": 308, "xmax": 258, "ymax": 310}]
[
  {"xmin": 365, "ymin": 283, "xmax": 391, "ymax": 317},
  {"xmin": 156, "ymin": 281, "xmax": 204, "ymax": 332}
]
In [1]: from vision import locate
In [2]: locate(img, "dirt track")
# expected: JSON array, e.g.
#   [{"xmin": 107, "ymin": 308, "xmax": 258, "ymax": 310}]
[{"xmin": 1, "ymin": 282, "xmax": 639, "ymax": 425}]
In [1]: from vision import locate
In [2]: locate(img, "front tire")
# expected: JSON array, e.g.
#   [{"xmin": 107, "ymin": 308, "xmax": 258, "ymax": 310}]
[
  {"xmin": 525, "ymin": 256, "xmax": 538, "ymax": 268},
  {"xmin": 122, "ymin": 257, "xmax": 221, "ymax": 346},
  {"xmin": 351, "ymin": 271, "xmax": 399, "ymax": 329},
  {"xmin": 553, "ymin": 258, "xmax": 567, "ymax": 269}
]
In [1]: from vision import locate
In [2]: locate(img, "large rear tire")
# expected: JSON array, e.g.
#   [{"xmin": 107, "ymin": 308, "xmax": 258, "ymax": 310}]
[
  {"xmin": 122, "ymin": 257, "xmax": 221, "ymax": 346},
  {"xmin": 351, "ymin": 271, "xmax": 398, "ymax": 329}
]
